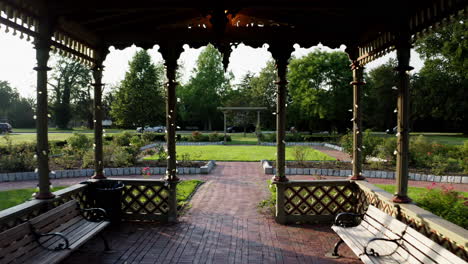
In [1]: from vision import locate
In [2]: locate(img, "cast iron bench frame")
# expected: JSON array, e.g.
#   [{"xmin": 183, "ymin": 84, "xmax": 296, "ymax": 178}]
[
  {"xmin": 330, "ymin": 205, "xmax": 465, "ymax": 264},
  {"xmin": 0, "ymin": 200, "xmax": 111, "ymax": 264}
]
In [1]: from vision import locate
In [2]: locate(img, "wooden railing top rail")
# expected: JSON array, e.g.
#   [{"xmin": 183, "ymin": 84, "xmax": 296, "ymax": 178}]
[
  {"xmin": 105, "ymin": 178, "xmax": 167, "ymax": 185},
  {"xmin": 0, "ymin": 183, "xmax": 88, "ymax": 232},
  {"xmin": 274, "ymin": 179, "xmax": 352, "ymax": 187},
  {"xmin": 355, "ymin": 180, "xmax": 468, "ymax": 254}
]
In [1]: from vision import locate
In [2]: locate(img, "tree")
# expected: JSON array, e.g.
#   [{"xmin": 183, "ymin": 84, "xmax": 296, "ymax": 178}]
[
  {"xmin": 48, "ymin": 56, "xmax": 92, "ymax": 129},
  {"xmin": 178, "ymin": 44, "xmax": 231, "ymax": 130},
  {"xmin": 287, "ymin": 50, "xmax": 353, "ymax": 132},
  {"xmin": 0, "ymin": 81, "xmax": 35, "ymax": 128},
  {"xmin": 250, "ymin": 61, "xmax": 277, "ymax": 129},
  {"xmin": 111, "ymin": 50, "xmax": 165, "ymax": 128},
  {"xmin": 363, "ymin": 59, "xmax": 398, "ymax": 131},
  {"xmin": 412, "ymin": 19, "xmax": 467, "ymax": 133}
]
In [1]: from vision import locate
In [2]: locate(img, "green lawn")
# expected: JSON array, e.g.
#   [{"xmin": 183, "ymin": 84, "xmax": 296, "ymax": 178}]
[
  {"xmin": 146, "ymin": 145, "xmax": 335, "ymax": 161},
  {"xmin": 375, "ymin": 184, "xmax": 468, "ymax": 198},
  {"xmin": 227, "ymin": 133, "xmax": 258, "ymax": 145},
  {"xmin": 0, "ymin": 187, "xmax": 66, "ymax": 210},
  {"xmin": 177, "ymin": 180, "xmax": 203, "ymax": 203},
  {"xmin": 0, "ymin": 133, "xmax": 93, "ymax": 145},
  {"xmin": 0, "ymin": 180, "xmax": 202, "ymax": 211}
]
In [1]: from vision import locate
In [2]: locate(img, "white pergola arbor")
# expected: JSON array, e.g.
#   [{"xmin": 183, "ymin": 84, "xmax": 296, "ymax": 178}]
[{"xmin": 217, "ymin": 106, "xmax": 267, "ymax": 142}]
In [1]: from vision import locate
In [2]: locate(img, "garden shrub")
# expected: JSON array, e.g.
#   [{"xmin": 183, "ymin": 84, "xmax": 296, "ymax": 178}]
[
  {"xmin": 0, "ymin": 136, "xmax": 35, "ymax": 172},
  {"xmin": 340, "ymin": 130, "xmax": 383, "ymax": 162},
  {"xmin": 292, "ymin": 146, "xmax": 310, "ymax": 165},
  {"xmin": 129, "ymin": 135, "xmax": 145, "ymax": 148},
  {"xmin": 417, "ymin": 184, "xmax": 468, "ymax": 229},
  {"xmin": 112, "ymin": 147, "xmax": 134, "ymax": 167},
  {"xmin": 208, "ymin": 132, "xmax": 221, "ymax": 142},
  {"xmin": 142, "ymin": 132, "xmax": 165, "ymax": 142},
  {"xmin": 113, "ymin": 131, "xmax": 133, "ymax": 146},
  {"xmin": 67, "ymin": 133, "xmax": 92, "ymax": 152},
  {"xmin": 190, "ymin": 131, "xmax": 204, "ymax": 142}
]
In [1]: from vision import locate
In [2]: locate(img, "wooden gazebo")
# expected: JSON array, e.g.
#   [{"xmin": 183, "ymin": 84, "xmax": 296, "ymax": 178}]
[{"xmin": 0, "ymin": 0, "xmax": 467, "ymax": 259}]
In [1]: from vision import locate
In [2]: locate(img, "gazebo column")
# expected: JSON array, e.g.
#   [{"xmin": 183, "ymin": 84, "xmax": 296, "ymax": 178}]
[
  {"xmin": 393, "ymin": 31, "xmax": 413, "ymax": 203},
  {"xmin": 92, "ymin": 48, "xmax": 109, "ymax": 179},
  {"xmin": 34, "ymin": 18, "xmax": 54, "ymax": 200},
  {"xmin": 347, "ymin": 48, "xmax": 365, "ymax": 180},
  {"xmin": 160, "ymin": 44, "xmax": 183, "ymax": 222},
  {"xmin": 269, "ymin": 44, "xmax": 293, "ymax": 182},
  {"xmin": 269, "ymin": 44, "xmax": 292, "ymax": 224}
]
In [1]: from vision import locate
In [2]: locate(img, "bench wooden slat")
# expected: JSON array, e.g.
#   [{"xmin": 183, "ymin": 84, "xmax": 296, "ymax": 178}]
[
  {"xmin": 26, "ymin": 221, "xmax": 109, "ymax": 264},
  {"xmin": 332, "ymin": 205, "xmax": 465, "ymax": 264},
  {"xmin": 353, "ymin": 220, "xmax": 422, "ymax": 264},
  {"xmin": 360, "ymin": 218, "xmax": 432, "ymax": 264},
  {"xmin": 1, "ymin": 200, "xmax": 110, "ymax": 264},
  {"xmin": 365, "ymin": 206, "xmax": 464, "ymax": 264},
  {"xmin": 332, "ymin": 225, "xmax": 378, "ymax": 264}
]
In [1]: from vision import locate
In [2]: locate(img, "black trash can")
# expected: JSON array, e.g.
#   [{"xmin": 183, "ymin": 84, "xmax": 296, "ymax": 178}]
[{"xmin": 89, "ymin": 181, "xmax": 125, "ymax": 224}]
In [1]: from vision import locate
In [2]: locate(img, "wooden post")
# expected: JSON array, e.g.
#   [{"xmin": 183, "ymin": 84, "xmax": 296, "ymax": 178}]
[
  {"xmin": 223, "ymin": 111, "xmax": 227, "ymax": 143},
  {"xmin": 34, "ymin": 17, "xmax": 54, "ymax": 200},
  {"xmin": 167, "ymin": 181, "xmax": 178, "ymax": 222},
  {"xmin": 347, "ymin": 47, "xmax": 365, "ymax": 180},
  {"xmin": 160, "ymin": 44, "xmax": 183, "ymax": 183},
  {"xmin": 257, "ymin": 111, "xmax": 261, "ymax": 128},
  {"xmin": 269, "ymin": 43, "xmax": 293, "ymax": 182},
  {"xmin": 275, "ymin": 183, "xmax": 286, "ymax": 224},
  {"xmin": 92, "ymin": 48, "xmax": 108, "ymax": 179},
  {"xmin": 393, "ymin": 30, "xmax": 413, "ymax": 204}
]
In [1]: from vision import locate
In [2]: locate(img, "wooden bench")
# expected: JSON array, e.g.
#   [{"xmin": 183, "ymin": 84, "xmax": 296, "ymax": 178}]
[
  {"xmin": 0, "ymin": 200, "xmax": 111, "ymax": 264},
  {"xmin": 330, "ymin": 205, "xmax": 466, "ymax": 264}
]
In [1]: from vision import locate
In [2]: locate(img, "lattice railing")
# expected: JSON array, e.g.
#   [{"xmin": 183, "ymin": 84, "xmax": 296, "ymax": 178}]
[
  {"xmin": 355, "ymin": 181, "xmax": 468, "ymax": 261},
  {"xmin": 0, "ymin": 183, "xmax": 89, "ymax": 232},
  {"xmin": 114, "ymin": 178, "xmax": 176, "ymax": 222},
  {"xmin": 275, "ymin": 180, "xmax": 358, "ymax": 224}
]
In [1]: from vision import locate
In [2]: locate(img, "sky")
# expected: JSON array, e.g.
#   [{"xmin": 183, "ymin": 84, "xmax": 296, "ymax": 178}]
[{"xmin": 0, "ymin": 32, "xmax": 424, "ymax": 98}]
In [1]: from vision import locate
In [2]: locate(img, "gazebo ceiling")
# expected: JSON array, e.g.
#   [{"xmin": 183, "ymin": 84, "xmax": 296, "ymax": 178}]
[{"xmin": 0, "ymin": 0, "xmax": 466, "ymax": 65}]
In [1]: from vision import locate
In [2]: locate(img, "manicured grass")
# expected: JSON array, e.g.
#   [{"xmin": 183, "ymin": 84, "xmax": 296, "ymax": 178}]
[
  {"xmin": 0, "ymin": 133, "xmax": 93, "ymax": 145},
  {"xmin": 0, "ymin": 180, "xmax": 202, "ymax": 211},
  {"xmin": 375, "ymin": 184, "xmax": 468, "ymax": 198},
  {"xmin": 145, "ymin": 145, "xmax": 334, "ymax": 161},
  {"xmin": 227, "ymin": 133, "xmax": 258, "ymax": 145},
  {"xmin": 177, "ymin": 180, "xmax": 203, "ymax": 203},
  {"xmin": 0, "ymin": 187, "xmax": 66, "ymax": 211}
]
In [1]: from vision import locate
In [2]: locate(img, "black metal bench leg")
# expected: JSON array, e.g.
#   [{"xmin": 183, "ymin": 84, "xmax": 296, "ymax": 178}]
[
  {"xmin": 326, "ymin": 238, "xmax": 344, "ymax": 258},
  {"xmin": 99, "ymin": 233, "xmax": 111, "ymax": 252}
]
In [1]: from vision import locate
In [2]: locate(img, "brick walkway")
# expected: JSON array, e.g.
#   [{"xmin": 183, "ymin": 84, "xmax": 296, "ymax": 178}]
[
  {"xmin": 64, "ymin": 162, "xmax": 361, "ymax": 264},
  {"xmin": 311, "ymin": 146, "xmax": 351, "ymax": 162}
]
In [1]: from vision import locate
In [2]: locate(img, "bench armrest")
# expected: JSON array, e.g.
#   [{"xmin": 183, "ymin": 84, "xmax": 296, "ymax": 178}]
[
  {"xmin": 334, "ymin": 212, "xmax": 364, "ymax": 227},
  {"xmin": 81, "ymin": 208, "xmax": 109, "ymax": 222},
  {"xmin": 29, "ymin": 223, "xmax": 70, "ymax": 251}
]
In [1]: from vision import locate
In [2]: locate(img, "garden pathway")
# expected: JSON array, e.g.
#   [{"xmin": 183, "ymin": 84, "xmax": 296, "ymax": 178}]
[{"xmin": 64, "ymin": 162, "xmax": 361, "ymax": 264}]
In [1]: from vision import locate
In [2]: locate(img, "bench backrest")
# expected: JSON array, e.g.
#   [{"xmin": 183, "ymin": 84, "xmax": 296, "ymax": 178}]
[
  {"xmin": 0, "ymin": 200, "xmax": 80, "ymax": 264},
  {"xmin": 363, "ymin": 205, "xmax": 465, "ymax": 264}
]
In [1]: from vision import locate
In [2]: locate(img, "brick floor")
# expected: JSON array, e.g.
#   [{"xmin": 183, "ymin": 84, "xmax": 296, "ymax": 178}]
[
  {"xmin": 63, "ymin": 162, "xmax": 361, "ymax": 264},
  {"xmin": 311, "ymin": 146, "xmax": 351, "ymax": 162}
]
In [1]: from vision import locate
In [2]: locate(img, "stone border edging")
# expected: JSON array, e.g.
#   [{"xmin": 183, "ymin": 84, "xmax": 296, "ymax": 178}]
[
  {"xmin": 261, "ymin": 160, "xmax": 467, "ymax": 184},
  {"xmin": 0, "ymin": 160, "xmax": 216, "ymax": 183}
]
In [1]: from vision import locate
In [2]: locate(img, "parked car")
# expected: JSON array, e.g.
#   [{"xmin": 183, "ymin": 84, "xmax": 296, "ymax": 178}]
[
  {"xmin": 136, "ymin": 125, "xmax": 166, "ymax": 133},
  {"xmin": 0, "ymin": 123, "xmax": 12, "ymax": 134},
  {"xmin": 227, "ymin": 124, "xmax": 256, "ymax": 133}
]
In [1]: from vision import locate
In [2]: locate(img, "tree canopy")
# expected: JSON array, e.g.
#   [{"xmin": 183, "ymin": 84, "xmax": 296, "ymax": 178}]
[
  {"xmin": 178, "ymin": 44, "xmax": 232, "ymax": 130},
  {"xmin": 111, "ymin": 50, "xmax": 166, "ymax": 128}
]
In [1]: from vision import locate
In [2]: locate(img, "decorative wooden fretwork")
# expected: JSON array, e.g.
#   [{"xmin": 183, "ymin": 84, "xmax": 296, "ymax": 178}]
[
  {"xmin": 0, "ymin": 0, "xmax": 97, "ymax": 66},
  {"xmin": 284, "ymin": 185, "xmax": 355, "ymax": 215},
  {"xmin": 277, "ymin": 180, "xmax": 358, "ymax": 224},
  {"xmin": 355, "ymin": 181, "xmax": 468, "ymax": 261},
  {"xmin": 119, "ymin": 179, "xmax": 171, "ymax": 222}
]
